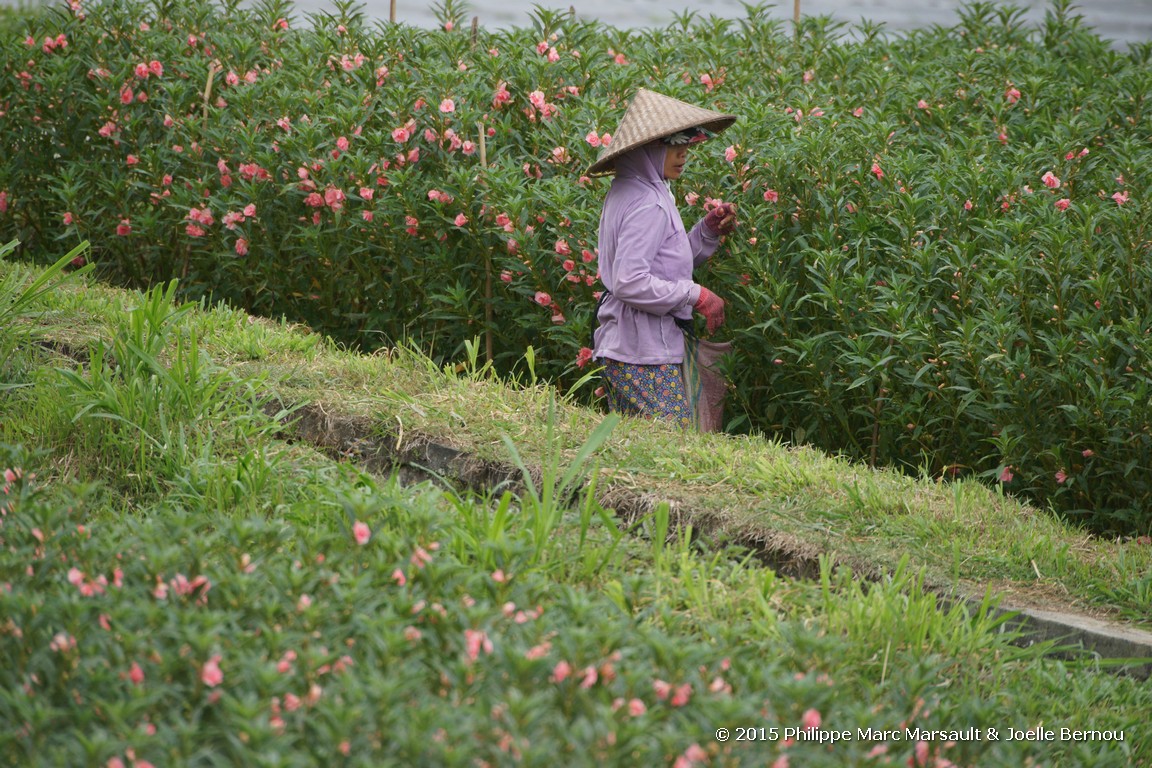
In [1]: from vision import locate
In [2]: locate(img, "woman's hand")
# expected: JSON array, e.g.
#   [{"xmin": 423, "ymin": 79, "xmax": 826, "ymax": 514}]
[
  {"xmin": 693, "ymin": 286, "xmax": 726, "ymax": 334},
  {"xmin": 703, "ymin": 203, "xmax": 737, "ymax": 236}
]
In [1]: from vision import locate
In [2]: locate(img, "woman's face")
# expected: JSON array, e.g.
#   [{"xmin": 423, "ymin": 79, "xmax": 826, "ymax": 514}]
[{"xmin": 662, "ymin": 145, "xmax": 689, "ymax": 180}]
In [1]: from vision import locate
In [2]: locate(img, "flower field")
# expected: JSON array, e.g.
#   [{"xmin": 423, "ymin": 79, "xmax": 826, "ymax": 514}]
[
  {"xmin": 2, "ymin": 245, "xmax": 1151, "ymax": 766},
  {"xmin": 1, "ymin": 0, "xmax": 1150, "ymax": 532}
]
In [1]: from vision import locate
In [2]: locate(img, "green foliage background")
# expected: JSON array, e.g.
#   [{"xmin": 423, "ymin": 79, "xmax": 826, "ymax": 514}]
[{"xmin": 2, "ymin": 0, "xmax": 1151, "ymax": 532}]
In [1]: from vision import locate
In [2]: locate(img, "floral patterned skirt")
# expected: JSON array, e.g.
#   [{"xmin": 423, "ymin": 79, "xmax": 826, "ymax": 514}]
[{"xmin": 601, "ymin": 359, "xmax": 692, "ymax": 430}]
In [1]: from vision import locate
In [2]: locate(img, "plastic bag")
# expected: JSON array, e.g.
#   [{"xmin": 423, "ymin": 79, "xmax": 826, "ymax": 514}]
[{"xmin": 681, "ymin": 335, "xmax": 732, "ymax": 432}]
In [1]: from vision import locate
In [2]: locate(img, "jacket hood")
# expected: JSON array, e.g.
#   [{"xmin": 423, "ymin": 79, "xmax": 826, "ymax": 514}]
[{"xmin": 614, "ymin": 143, "xmax": 667, "ymax": 187}]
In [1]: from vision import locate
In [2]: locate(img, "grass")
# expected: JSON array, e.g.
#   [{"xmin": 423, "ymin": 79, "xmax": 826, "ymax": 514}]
[
  {"xmin": 11, "ymin": 255, "xmax": 1152, "ymax": 627},
  {"xmin": 2, "ymin": 254, "xmax": 1151, "ymax": 765}
]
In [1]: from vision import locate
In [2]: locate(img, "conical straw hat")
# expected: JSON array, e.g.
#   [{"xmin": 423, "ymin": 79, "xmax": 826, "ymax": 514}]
[{"xmin": 586, "ymin": 88, "xmax": 738, "ymax": 177}]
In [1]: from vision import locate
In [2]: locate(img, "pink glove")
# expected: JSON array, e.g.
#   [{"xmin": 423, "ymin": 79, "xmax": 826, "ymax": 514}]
[
  {"xmin": 693, "ymin": 286, "xmax": 726, "ymax": 334},
  {"xmin": 703, "ymin": 203, "xmax": 737, "ymax": 236}
]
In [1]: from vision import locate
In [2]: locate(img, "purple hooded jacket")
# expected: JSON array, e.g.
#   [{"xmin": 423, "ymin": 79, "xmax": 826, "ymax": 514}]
[{"xmin": 592, "ymin": 143, "xmax": 720, "ymax": 365}]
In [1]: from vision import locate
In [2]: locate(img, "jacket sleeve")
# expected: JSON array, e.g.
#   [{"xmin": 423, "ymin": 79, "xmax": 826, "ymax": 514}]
[
  {"xmin": 612, "ymin": 202, "xmax": 699, "ymax": 316},
  {"xmin": 687, "ymin": 218, "xmax": 721, "ymax": 268}
]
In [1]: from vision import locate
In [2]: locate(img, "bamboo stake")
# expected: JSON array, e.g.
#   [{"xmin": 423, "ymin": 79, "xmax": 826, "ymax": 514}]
[
  {"xmin": 201, "ymin": 61, "xmax": 221, "ymax": 126},
  {"xmin": 477, "ymin": 122, "xmax": 493, "ymax": 365},
  {"xmin": 471, "ymin": 16, "xmax": 479, "ymax": 47},
  {"xmin": 794, "ymin": 0, "xmax": 801, "ymax": 37},
  {"xmin": 390, "ymin": 0, "xmax": 396, "ymax": 23}
]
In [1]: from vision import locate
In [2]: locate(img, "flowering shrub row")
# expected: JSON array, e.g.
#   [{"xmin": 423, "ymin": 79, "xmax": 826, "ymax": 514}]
[
  {"xmin": 2, "ymin": 444, "xmax": 1142, "ymax": 766},
  {"xmin": 1, "ymin": 0, "xmax": 1150, "ymax": 532}
]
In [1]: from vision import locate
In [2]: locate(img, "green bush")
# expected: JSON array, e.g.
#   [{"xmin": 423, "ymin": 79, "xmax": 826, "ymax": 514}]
[{"xmin": 1, "ymin": 0, "xmax": 1150, "ymax": 532}]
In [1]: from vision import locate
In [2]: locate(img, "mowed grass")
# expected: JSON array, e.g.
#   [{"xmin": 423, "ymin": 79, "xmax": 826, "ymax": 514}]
[{"xmin": 15, "ymin": 256, "xmax": 1152, "ymax": 626}]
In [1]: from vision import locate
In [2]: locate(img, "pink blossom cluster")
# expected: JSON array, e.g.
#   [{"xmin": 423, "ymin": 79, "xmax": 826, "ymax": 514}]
[
  {"xmin": 185, "ymin": 206, "xmax": 215, "ymax": 237},
  {"xmin": 67, "ymin": 566, "xmax": 123, "ymax": 596},
  {"xmin": 27, "ymin": 33, "xmax": 68, "ymax": 54},
  {"xmin": 133, "ymin": 60, "xmax": 164, "ymax": 79},
  {"xmin": 584, "ymin": 132, "xmax": 613, "ymax": 148},
  {"xmin": 524, "ymin": 90, "xmax": 559, "ymax": 122},
  {"xmin": 153, "ymin": 572, "xmax": 211, "ymax": 604}
]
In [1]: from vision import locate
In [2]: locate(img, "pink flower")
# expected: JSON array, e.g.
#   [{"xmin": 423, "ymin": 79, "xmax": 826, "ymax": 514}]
[
  {"xmin": 391, "ymin": 568, "xmax": 406, "ymax": 586},
  {"xmin": 575, "ymin": 347, "xmax": 594, "ymax": 369},
  {"xmin": 964, "ymin": 199, "xmax": 973, "ymax": 211},
  {"xmin": 670, "ymin": 683, "xmax": 691, "ymax": 707},
  {"xmin": 913, "ymin": 740, "xmax": 930, "ymax": 766},
  {"xmin": 601, "ymin": 133, "xmax": 612, "ymax": 146},
  {"xmin": 916, "ymin": 99, "xmax": 929, "ymax": 109},
  {"xmin": 724, "ymin": 145, "xmax": 737, "ymax": 163},
  {"xmin": 550, "ymin": 661, "xmax": 572, "ymax": 683},
  {"xmin": 554, "ymin": 239, "xmax": 571, "ymax": 256},
  {"xmin": 999, "ymin": 466, "xmax": 1014, "ymax": 483},
  {"xmin": 533, "ymin": 291, "xmax": 551, "ymax": 306},
  {"xmin": 801, "ymin": 707, "xmax": 822, "ymax": 730},
  {"xmin": 324, "ymin": 187, "xmax": 347, "ymax": 211},
  {"xmin": 525, "ymin": 642, "xmax": 551, "ymax": 660},
  {"xmin": 1005, "ymin": 86, "xmax": 1021, "ymax": 103},
  {"xmin": 998, "ymin": 131, "xmax": 1009, "ymax": 144},
  {"xmin": 1054, "ymin": 198, "xmax": 1070, "ymax": 211},
  {"xmin": 1055, "ymin": 469, "xmax": 1068, "ymax": 484},
  {"xmin": 149, "ymin": 60, "xmax": 164, "ymax": 77},
  {"xmin": 653, "ymin": 679, "xmax": 671, "ymax": 700},
  {"xmin": 63, "ymin": 211, "xmax": 74, "ymax": 225},
  {"xmin": 129, "ymin": 662, "xmax": 145, "ymax": 685},
  {"xmin": 410, "ymin": 546, "xmax": 433, "ymax": 568},
  {"xmin": 1113, "ymin": 190, "xmax": 1129, "ymax": 205},
  {"xmin": 871, "ymin": 162, "xmax": 884, "ymax": 180},
  {"xmin": 235, "ymin": 238, "xmax": 248, "ymax": 256},
  {"xmin": 464, "ymin": 629, "xmax": 493, "ymax": 662},
  {"xmin": 585, "ymin": 131, "xmax": 602, "ymax": 147},
  {"xmin": 201, "ymin": 655, "xmax": 223, "ymax": 687},
  {"xmin": 336, "ymin": 136, "xmax": 349, "ymax": 152},
  {"xmin": 852, "ymin": 106, "xmax": 864, "ymax": 117},
  {"xmin": 454, "ymin": 213, "xmax": 468, "ymax": 226},
  {"xmin": 628, "ymin": 698, "xmax": 646, "ymax": 716},
  {"xmin": 352, "ymin": 521, "xmax": 371, "ymax": 545},
  {"xmin": 700, "ymin": 73, "xmax": 715, "ymax": 92},
  {"xmin": 1041, "ymin": 171, "xmax": 1061, "ymax": 189},
  {"xmin": 439, "ymin": 98, "xmax": 456, "ymax": 113},
  {"xmin": 392, "ymin": 126, "xmax": 411, "ymax": 143},
  {"xmin": 243, "ymin": 203, "xmax": 257, "ymax": 217},
  {"xmin": 116, "ymin": 219, "xmax": 132, "ymax": 236},
  {"xmin": 528, "ymin": 90, "xmax": 546, "ymax": 110},
  {"xmin": 134, "ymin": 63, "xmax": 150, "ymax": 79},
  {"xmin": 462, "ymin": 140, "xmax": 476, "ymax": 156},
  {"xmin": 493, "ymin": 83, "xmax": 511, "ymax": 107},
  {"xmin": 763, "ymin": 188, "xmax": 779, "ymax": 203},
  {"xmin": 679, "ymin": 744, "xmax": 708, "ymax": 765}
]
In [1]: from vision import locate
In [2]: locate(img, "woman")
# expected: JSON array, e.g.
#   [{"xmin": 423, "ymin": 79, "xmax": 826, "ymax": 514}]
[{"xmin": 587, "ymin": 88, "xmax": 739, "ymax": 429}]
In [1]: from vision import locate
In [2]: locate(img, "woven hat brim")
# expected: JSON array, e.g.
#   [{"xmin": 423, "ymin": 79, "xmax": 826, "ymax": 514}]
[{"xmin": 586, "ymin": 89, "xmax": 738, "ymax": 177}]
